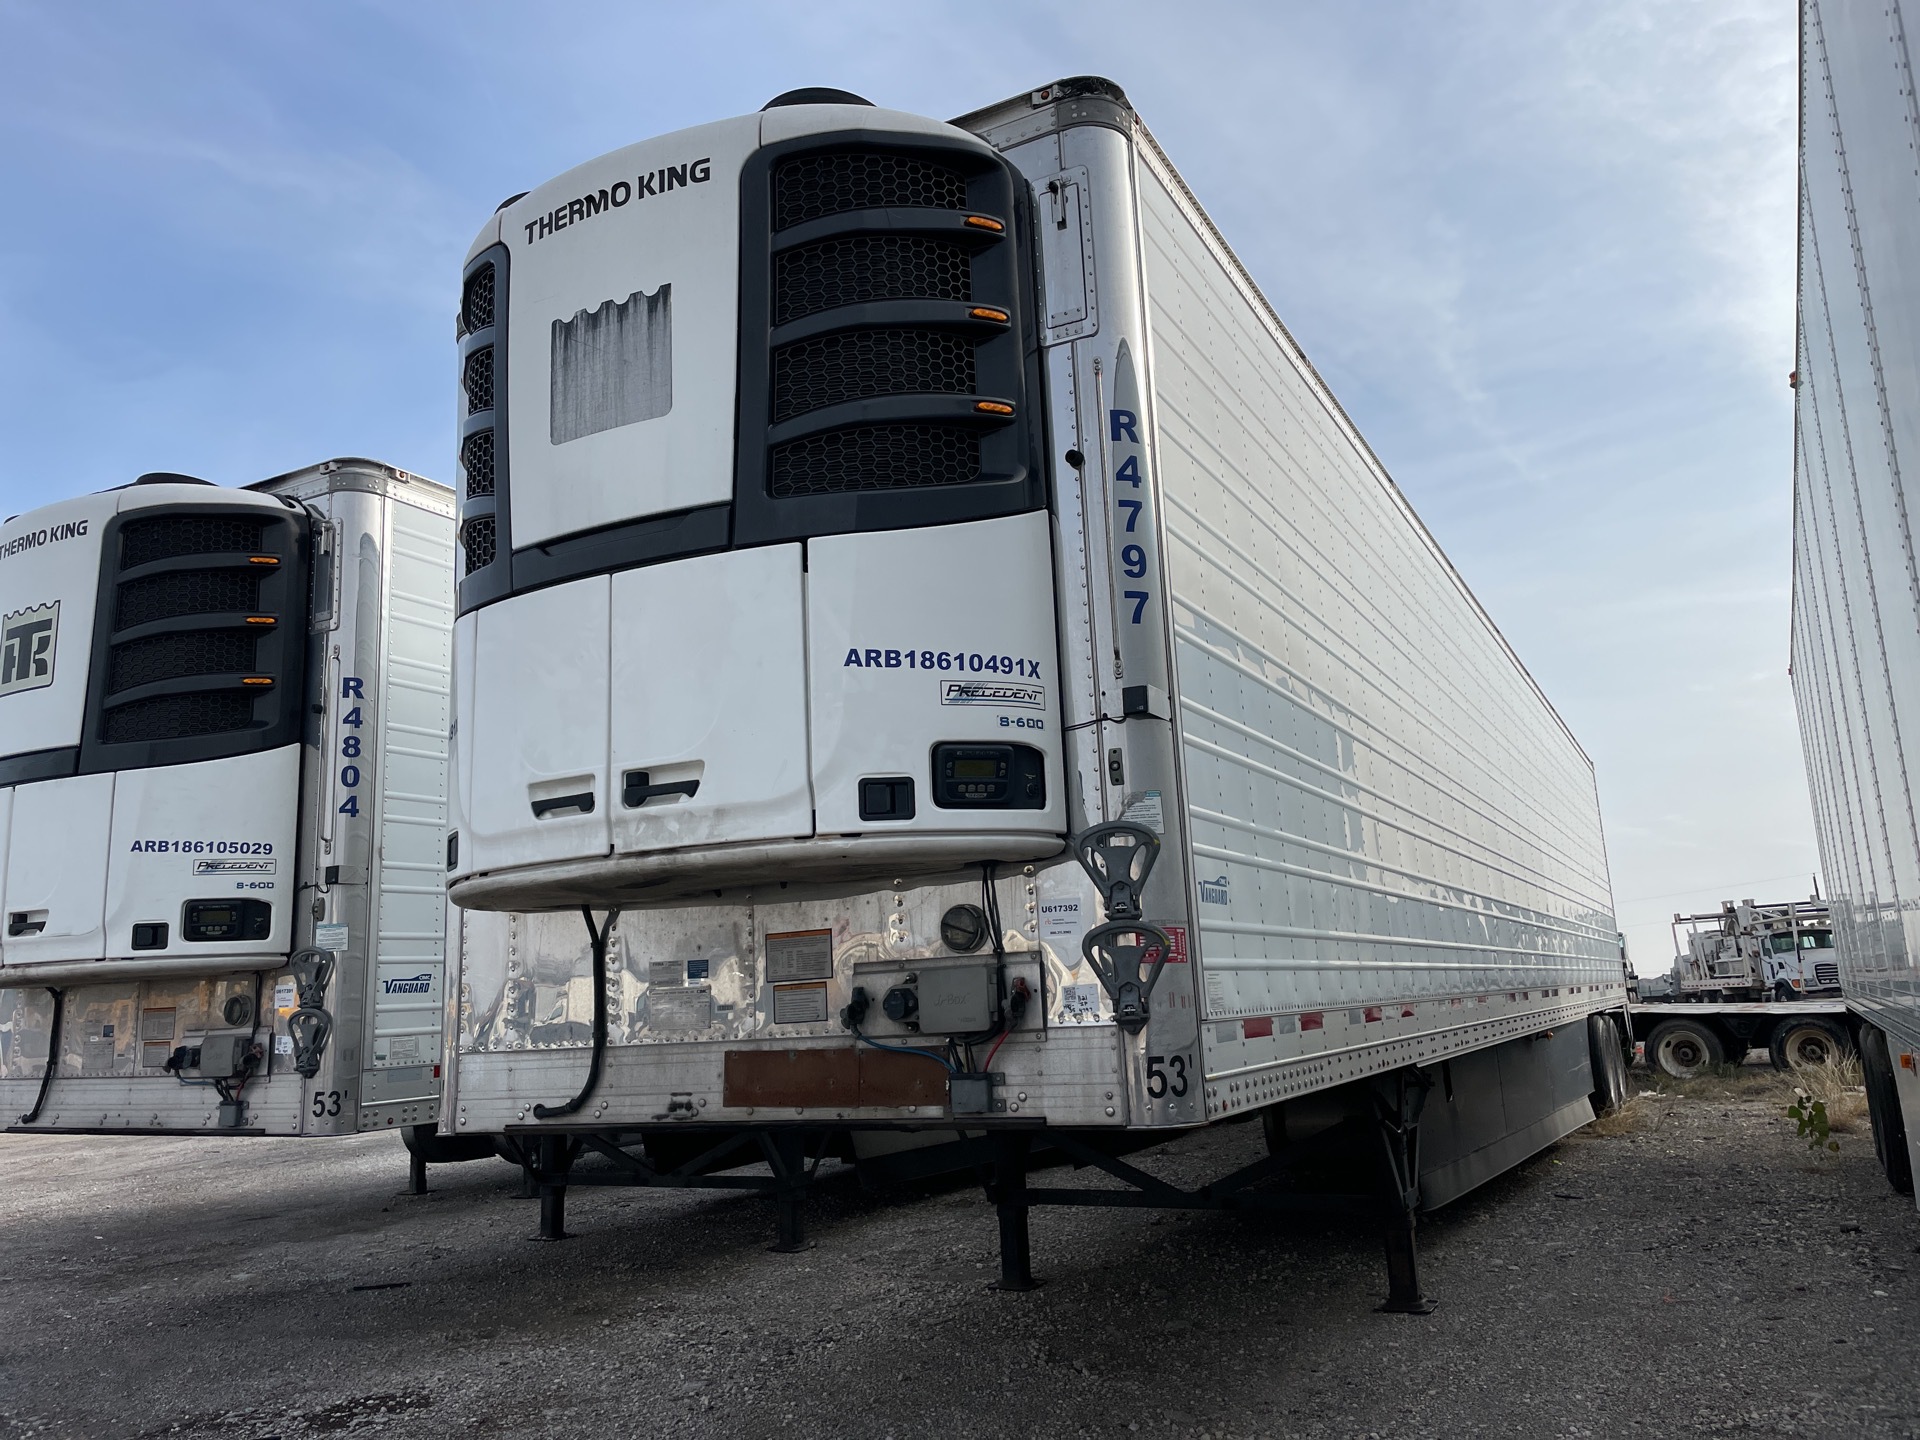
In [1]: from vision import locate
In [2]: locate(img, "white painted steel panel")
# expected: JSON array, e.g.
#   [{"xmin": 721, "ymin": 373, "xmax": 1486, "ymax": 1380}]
[
  {"xmin": 3, "ymin": 772, "xmax": 114, "ymax": 966},
  {"xmin": 466, "ymin": 576, "xmax": 611, "ymax": 872},
  {"xmin": 1133, "ymin": 145, "xmax": 1620, "ymax": 1090},
  {"xmin": 0, "ymin": 492, "xmax": 109, "ymax": 754},
  {"xmin": 102, "ymin": 745, "xmax": 300, "ymax": 959},
  {"xmin": 806, "ymin": 512, "xmax": 1066, "ymax": 837},
  {"xmin": 1790, "ymin": 0, "xmax": 1920, "ymax": 1069},
  {"xmin": 499, "ymin": 117, "xmax": 756, "ymax": 547},
  {"xmin": 609, "ymin": 545, "xmax": 812, "ymax": 853}
]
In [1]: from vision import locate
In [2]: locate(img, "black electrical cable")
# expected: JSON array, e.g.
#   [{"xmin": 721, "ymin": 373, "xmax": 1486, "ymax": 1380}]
[
  {"xmin": 18, "ymin": 986, "xmax": 63, "ymax": 1125},
  {"xmin": 533, "ymin": 906, "xmax": 621, "ymax": 1120}
]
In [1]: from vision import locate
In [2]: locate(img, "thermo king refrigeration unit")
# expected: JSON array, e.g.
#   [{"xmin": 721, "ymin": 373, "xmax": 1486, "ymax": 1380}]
[
  {"xmin": 0, "ymin": 459, "xmax": 467, "ymax": 1168},
  {"xmin": 442, "ymin": 80, "xmax": 1626, "ymax": 1302}
]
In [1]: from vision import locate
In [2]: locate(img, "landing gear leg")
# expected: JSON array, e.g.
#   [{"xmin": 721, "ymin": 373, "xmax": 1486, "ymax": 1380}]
[
  {"xmin": 764, "ymin": 1130, "xmax": 812, "ymax": 1253},
  {"xmin": 535, "ymin": 1135, "xmax": 575, "ymax": 1241},
  {"xmin": 409, "ymin": 1147, "xmax": 428, "ymax": 1197},
  {"xmin": 990, "ymin": 1132, "xmax": 1039, "ymax": 1291},
  {"xmin": 1374, "ymin": 1070, "xmax": 1436, "ymax": 1315}
]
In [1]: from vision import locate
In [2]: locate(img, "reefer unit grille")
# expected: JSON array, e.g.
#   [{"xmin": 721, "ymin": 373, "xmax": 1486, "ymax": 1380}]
[
  {"xmin": 773, "ymin": 151, "xmax": 969, "ymax": 229},
  {"xmin": 770, "ymin": 424, "xmax": 981, "ymax": 498},
  {"xmin": 736, "ymin": 140, "xmax": 1037, "ymax": 533},
  {"xmin": 463, "ymin": 346, "xmax": 496, "ymax": 415},
  {"xmin": 461, "ymin": 515, "xmax": 497, "ymax": 575},
  {"xmin": 456, "ymin": 253, "xmax": 506, "ymax": 606},
  {"xmin": 84, "ymin": 503, "xmax": 308, "ymax": 765},
  {"xmin": 461, "ymin": 431, "xmax": 495, "ymax": 498},
  {"xmin": 773, "ymin": 235, "xmax": 972, "ymax": 324},
  {"xmin": 461, "ymin": 264, "xmax": 496, "ymax": 333},
  {"xmin": 118, "ymin": 515, "xmax": 268, "ymax": 570},
  {"xmin": 771, "ymin": 327, "xmax": 976, "ymax": 422}
]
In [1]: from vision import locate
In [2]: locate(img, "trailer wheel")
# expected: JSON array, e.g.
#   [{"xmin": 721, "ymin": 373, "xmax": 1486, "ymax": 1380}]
[
  {"xmin": 1587, "ymin": 1013, "xmax": 1630, "ymax": 1113},
  {"xmin": 1646, "ymin": 1019, "xmax": 1724, "ymax": 1079},
  {"xmin": 1859, "ymin": 1024, "xmax": 1915, "ymax": 1195},
  {"xmin": 1768, "ymin": 1019, "xmax": 1853, "ymax": 1071}
]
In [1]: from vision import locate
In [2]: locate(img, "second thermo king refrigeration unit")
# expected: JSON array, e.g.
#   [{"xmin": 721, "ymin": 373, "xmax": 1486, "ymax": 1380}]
[
  {"xmin": 442, "ymin": 80, "xmax": 1626, "ymax": 1300},
  {"xmin": 0, "ymin": 460, "xmax": 461, "ymax": 1158}
]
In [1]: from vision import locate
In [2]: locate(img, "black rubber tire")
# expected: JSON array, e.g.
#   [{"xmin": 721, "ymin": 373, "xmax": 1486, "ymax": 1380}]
[
  {"xmin": 1768, "ymin": 1018, "xmax": 1853, "ymax": 1071},
  {"xmin": 1646, "ymin": 1019, "xmax": 1725, "ymax": 1079},
  {"xmin": 1723, "ymin": 1031, "xmax": 1751, "ymax": 1066},
  {"xmin": 1774, "ymin": 981, "xmax": 1796, "ymax": 1003},
  {"xmin": 401, "ymin": 1122, "xmax": 498, "ymax": 1165},
  {"xmin": 1859, "ymin": 1024, "xmax": 1915, "ymax": 1195},
  {"xmin": 1587, "ymin": 1013, "xmax": 1630, "ymax": 1113}
]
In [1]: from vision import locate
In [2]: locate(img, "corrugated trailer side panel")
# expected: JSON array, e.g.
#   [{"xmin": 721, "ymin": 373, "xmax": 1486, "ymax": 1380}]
[
  {"xmin": 1130, "ymin": 140, "xmax": 1622, "ymax": 1113},
  {"xmin": 1791, "ymin": 0, "xmax": 1920, "ymax": 1068}
]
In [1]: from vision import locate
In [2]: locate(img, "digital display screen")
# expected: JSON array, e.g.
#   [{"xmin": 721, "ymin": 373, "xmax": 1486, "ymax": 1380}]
[
  {"xmin": 951, "ymin": 759, "xmax": 1000, "ymax": 778},
  {"xmin": 196, "ymin": 907, "xmax": 236, "ymax": 925}
]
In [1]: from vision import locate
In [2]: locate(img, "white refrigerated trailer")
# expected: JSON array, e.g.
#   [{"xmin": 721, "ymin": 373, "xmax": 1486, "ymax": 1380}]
[
  {"xmin": 442, "ymin": 78, "xmax": 1627, "ymax": 1302},
  {"xmin": 1790, "ymin": 0, "xmax": 1920, "ymax": 1206},
  {"xmin": 0, "ymin": 459, "xmax": 473, "ymax": 1180}
]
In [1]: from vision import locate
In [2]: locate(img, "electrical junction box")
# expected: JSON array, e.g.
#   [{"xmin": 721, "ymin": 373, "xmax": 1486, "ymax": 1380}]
[
  {"xmin": 193, "ymin": 1033, "xmax": 253, "ymax": 1077},
  {"xmin": 916, "ymin": 963, "xmax": 999, "ymax": 1033}
]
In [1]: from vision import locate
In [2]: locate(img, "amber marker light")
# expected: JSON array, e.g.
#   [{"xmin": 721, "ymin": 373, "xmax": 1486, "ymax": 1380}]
[
  {"xmin": 241, "ymin": 676, "xmax": 274, "ymax": 686},
  {"xmin": 969, "ymin": 306, "xmax": 1010, "ymax": 323},
  {"xmin": 244, "ymin": 616, "xmax": 276, "ymax": 626},
  {"xmin": 247, "ymin": 555, "xmax": 280, "ymax": 565},
  {"xmin": 974, "ymin": 401, "xmax": 1015, "ymax": 416},
  {"xmin": 964, "ymin": 215, "xmax": 1004, "ymax": 231}
]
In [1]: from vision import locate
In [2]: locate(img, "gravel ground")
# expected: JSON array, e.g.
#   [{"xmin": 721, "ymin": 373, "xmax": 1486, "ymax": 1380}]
[{"xmin": 2, "ymin": 1065, "xmax": 1916, "ymax": 1440}]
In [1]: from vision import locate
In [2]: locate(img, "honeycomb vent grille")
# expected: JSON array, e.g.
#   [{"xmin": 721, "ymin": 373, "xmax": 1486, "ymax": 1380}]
[
  {"xmin": 462, "ymin": 516, "xmax": 496, "ymax": 575},
  {"xmin": 773, "ymin": 151, "xmax": 970, "ymax": 230},
  {"xmin": 102, "ymin": 691, "xmax": 256, "ymax": 745},
  {"xmin": 774, "ymin": 235, "xmax": 970, "ymax": 325},
  {"xmin": 772, "ymin": 328, "xmax": 976, "ymax": 422},
  {"xmin": 108, "ymin": 630, "xmax": 257, "ymax": 694},
  {"xmin": 462, "ymin": 431, "xmax": 495, "ymax": 499},
  {"xmin": 116, "ymin": 570, "xmax": 262, "ymax": 630},
  {"xmin": 462, "ymin": 264, "xmax": 496, "ymax": 333},
  {"xmin": 463, "ymin": 346, "xmax": 495, "ymax": 415},
  {"xmin": 769, "ymin": 424, "xmax": 981, "ymax": 498},
  {"xmin": 119, "ymin": 516, "xmax": 267, "ymax": 571}
]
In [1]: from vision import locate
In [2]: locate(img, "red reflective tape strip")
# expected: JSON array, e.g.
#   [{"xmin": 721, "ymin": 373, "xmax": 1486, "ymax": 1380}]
[
  {"xmin": 1300, "ymin": 1012, "xmax": 1324, "ymax": 1032},
  {"xmin": 1363, "ymin": 1006, "xmax": 1382, "ymax": 1023},
  {"xmin": 1243, "ymin": 1016, "xmax": 1274, "ymax": 1040}
]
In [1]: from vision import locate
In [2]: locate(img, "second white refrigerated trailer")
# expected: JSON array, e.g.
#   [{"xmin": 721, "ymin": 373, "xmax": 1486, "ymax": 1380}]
[
  {"xmin": 440, "ymin": 78, "xmax": 1626, "ymax": 1301},
  {"xmin": 0, "ymin": 459, "xmax": 468, "ymax": 1183}
]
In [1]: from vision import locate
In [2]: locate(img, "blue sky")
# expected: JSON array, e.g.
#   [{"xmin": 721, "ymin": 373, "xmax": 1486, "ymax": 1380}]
[{"xmin": 0, "ymin": 1, "xmax": 1803, "ymax": 968}]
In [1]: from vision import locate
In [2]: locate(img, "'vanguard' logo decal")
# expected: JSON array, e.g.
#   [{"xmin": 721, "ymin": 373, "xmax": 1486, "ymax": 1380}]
[
  {"xmin": 1198, "ymin": 874, "xmax": 1230, "ymax": 906},
  {"xmin": 0, "ymin": 601, "xmax": 57, "ymax": 697},
  {"xmin": 381, "ymin": 973, "xmax": 434, "ymax": 996}
]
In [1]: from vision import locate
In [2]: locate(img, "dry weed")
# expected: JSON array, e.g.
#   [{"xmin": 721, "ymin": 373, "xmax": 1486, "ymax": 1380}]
[
  {"xmin": 1588, "ymin": 1092, "xmax": 1657, "ymax": 1137},
  {"xmin": 1786, "ymin": 1053, "xmax": 1869, "ymax": 1134}
]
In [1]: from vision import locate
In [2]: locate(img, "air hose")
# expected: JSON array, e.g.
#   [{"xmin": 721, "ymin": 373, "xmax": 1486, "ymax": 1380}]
[{"xmin": 533, "ymin": 906, "xmax": 621, "ymax": 1119}]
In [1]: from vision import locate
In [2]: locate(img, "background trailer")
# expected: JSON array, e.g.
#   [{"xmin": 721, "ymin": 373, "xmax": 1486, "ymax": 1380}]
[
  {"xmin": 0, "ymin": 460, "xmax": 475, "ymax": 1183},
  {"xmin": 441, "ymin": 79, "xmax": 1628, "ymax": 1301},
  {"xmin": 1789, "ymin": 0, "xmax": 1920, "ymax": 1206}
]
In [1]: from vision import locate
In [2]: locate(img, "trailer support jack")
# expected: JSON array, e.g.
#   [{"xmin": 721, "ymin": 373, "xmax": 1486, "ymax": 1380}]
[
  {"xmin": 1373, "ymin": 1070, "xmax": 1435, "ymax": 1315},
  {"xmin": 989, "ymin": 1132, "xmax": 1038, "ymax": 1291},
  {"xmin": 535, "ymin": 1135, "xmax": 579, "ymax": 1241}
]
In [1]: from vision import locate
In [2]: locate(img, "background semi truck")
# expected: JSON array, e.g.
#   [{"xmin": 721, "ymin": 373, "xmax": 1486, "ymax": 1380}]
[
  {"xmin": 1627, "ymin": 893, "xmax": 1855, "ymax": 1079},
  {"xmin": 439, "ymin": 77, "xmax": 1629, "ymax": 1300},
  {"xmin": 0, "ymin": 459, "xmax": 465, "ymax": 1166},
  {"xmin": 1789, "ymin": 0, "xmax": 1920, "ymax": 1204}
]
